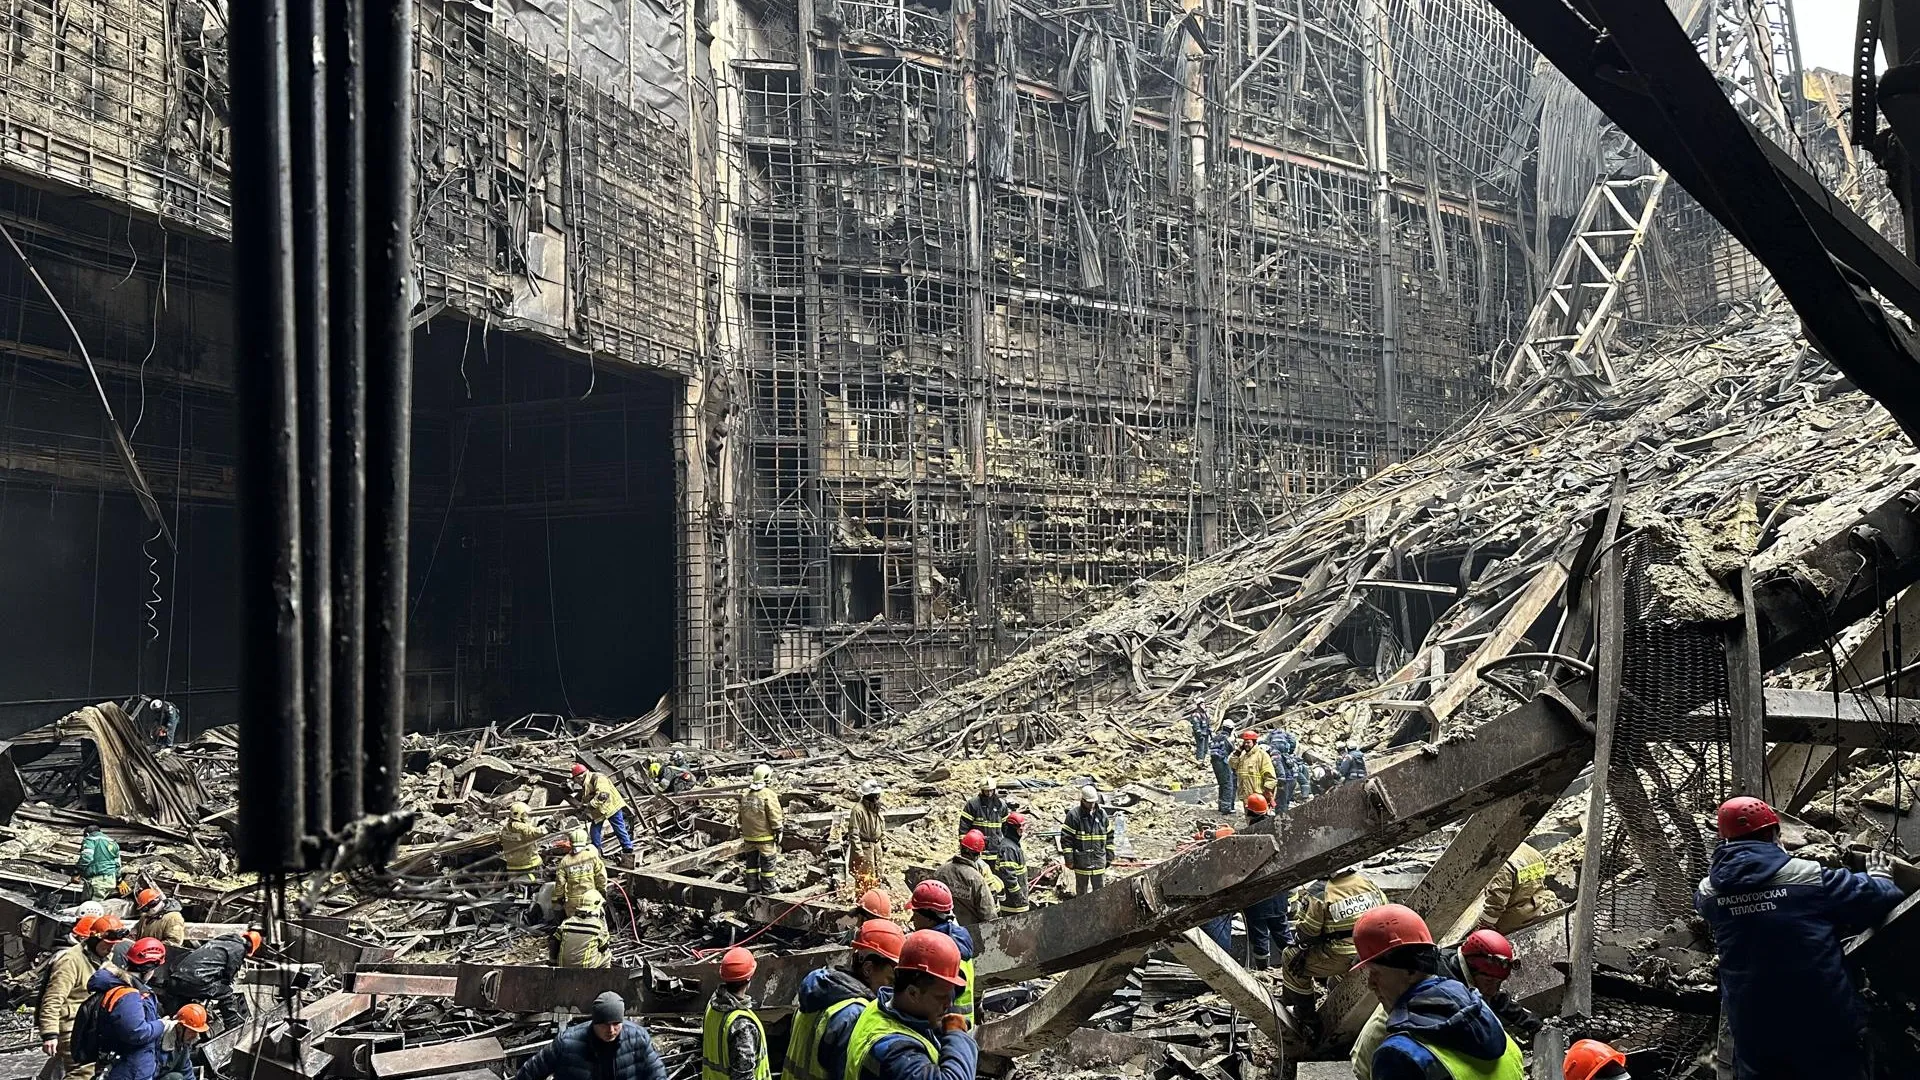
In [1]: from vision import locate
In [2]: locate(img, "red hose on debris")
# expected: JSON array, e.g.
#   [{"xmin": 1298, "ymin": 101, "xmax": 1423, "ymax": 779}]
[{"xmin": 612, "ymin": 881, "xmax": 641, "ymax": 940}]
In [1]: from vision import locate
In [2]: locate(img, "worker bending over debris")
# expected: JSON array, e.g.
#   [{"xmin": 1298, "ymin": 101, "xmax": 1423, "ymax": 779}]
[
  {"xmin": 1208, "ymin": 719, "xmax": 1237, "ymax": 814},
  {"xmin": 569, "ymin": 763, "xmax": 636, "ymax": 868},
  {"xmin": 931, "ymin": 832, "xmax": 998, "ymax": 925},
  {"xmin": 1279, "ymin": 865, "xmax": 1385, "ymax": 1035},
  {"xmin": 737, "ymin": 765, "xmax": 783, "ymax": 895},
  {"xmin": 702, "ymin": 948, "xmax": 769, "ymax": 1080},
  {"xmin": 515, "ymin": 991, "xmax": 668, "ymax": 1080},
  {"xmin": 554, "ymin": 890, "xmax": 612, "ymax": 968},
  {"xmin": 843, "ymin": 929, "xmax": 978, "ymax": 1080},
  {"xmin": 650, "ymin": 752, "xmax": 699, "ymax": 793},
  {"xmin": 1694, "ymin": 796, "xmax": 1907, "ymax": 1080},
  {"xmin": 555, "ymin": 830, "xmax": 609, "ymax": 915},
  {"xmin": 846, "ymin": 780, "xmax": 889, "ymax": 896},
  {"xmin": 1476, "ymin": 843, "xmax": 1548, "ymax": 933},
  {"xmin": 908, "ymin": 882, "xmax": 977, "ymax": 1026},
  {"xmin": 991, "ymin": 813, "xmax": 1030, "ymax": 914},
  {"xmin": 80, "ymin": 937, "xmax": 173, "ymax": 1080},
  {"xmin": 1228, "ymin": 732, "xmax": 1278, "ymax": 811},
  {"xmin": 132, "ymin": 890, "xmax": 185, "ymax": 947},
  {"xmin": 39, "ymin": 914, "xmax": 128, "ymax": 1080},
  {"xmin": 787, "ymin": 919, "xmax": 905, "ymax": 1080},
  {"xmin": 1335, "ymin": 744, "xmax": 1368, "ymax": 785},
  {"xmin": 72, "ymin": 826, "xmax": 121, "ymax": 902},
  {"xmin": 159, "ymin": 931, "xmax": 260, "ymax": 1027},
  {"xmin": 1561, "ymin": 1040, "xmax": 1629, "ymax": 1080},
  {"xmin": 1060, "ymin": 786, "xmax": 1114, "ymax": 895},
  {"xmin": 155, "ymin": 1005, "xmax": 205, "ymax": 1080},
  {"xmin": 498, "ymin": 802, "xmax": 545, "ymax": 895},
  {"xmin": 1350, "ymin": 905, "xmax": 1522, "ymax": 1080}
]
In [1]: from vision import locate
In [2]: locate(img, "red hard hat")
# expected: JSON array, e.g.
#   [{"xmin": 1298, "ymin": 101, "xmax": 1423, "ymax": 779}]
[
  {"xmin": 1239, "ymin": 730, "xmax": 1258, "ymax": 741},
  {"xmin": 851, "ymin": 918, "xmax": 906, "ymax": 962},
  {"xmin": 126, "ymin": 938, "xmax": 168, "ymax": 966},
  {"xmin": 1244, "ymin": 794, "xmax": 1269, "ymax": 814},
  {"xmin": 896, "ymin": 929, "xmax": 967, "ymax": 986},
  {"xmin": 135, "ymin": 888, "xmax": 162, "ymax": 910},
  {"xmin": 909, "ymin": 880, "xmax": 954, "ymax": 914},
  {"xmin": 719, "ymin": 946, "xmax": 757, "ymax": 983},
  {"xmin": 1716, "ymin": 796, "xmax": 1780, "ymax": 840},
  {"xmin": 1005, "ymin": 812, "xmax": 1027, "ymax": 828},
  {"xmin": 857, "ymin": 888, "xmax": 893, "ymax": 919},
  {"xmin": 1563, "ymin": 1039, "xmax": 1627, "ymax": 1080},
  {"xmin": 1460, "ymin": 929, "xmax": 1515, "ymax": 979},
  {"xmin": 960, "ymin": 830, "xmax": 987, "ymax": 853},
  {"xmin": 244, "ymin": 930, "xmax": 264, "ymax": 956},
  {"xmin": 1352, "ymin": 904, "xmax": 1433, "ymax": 966},
  {"xmin": 570, "ymin": 763, "xmax": 588, "ymax": 776}
]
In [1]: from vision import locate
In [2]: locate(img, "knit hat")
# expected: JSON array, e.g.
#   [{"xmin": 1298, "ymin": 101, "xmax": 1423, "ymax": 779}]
[{"xmin": 591, "ymin": 991, "xmax": 626, "ymax": 1024}]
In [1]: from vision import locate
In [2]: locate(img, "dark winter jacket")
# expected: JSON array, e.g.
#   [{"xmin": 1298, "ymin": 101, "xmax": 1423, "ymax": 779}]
[
  {"xmin": 1439, "ymin": 949, "xmax": 1539, "ymax": 1045},
  {"xmin": 957, "ymin": 793, "xmax": 1008, "ymax": 838},
  {"xmin": 1208, "ymin": 729, "xmax": 1235, "ymax": 761},
  {"xmin": 854, "ymin": 987, "xmax": 978, "ymax": 1080},
  {"xmin": 796, "ymin": 967, "xmax": 873, "ymax": 1080},
  {"xmin": 86, "ymin": 967, "xmax": 166, "ymax": 1080},
  {"xmin": 927, "ymin": 918, "xmax": 975, "ymax": 964},
  {"xmin": 1370, "ymin": 976, "xmax": 1513, "ymax": 1080},
  {"xmin": 513, "ymin": 1020, "xmax": 668, "ymax": 1080},
  {"xmin": 1694, "ymin": 840, "xmax": 1904, "ymax": 1080},
  {"xmin": 164, "ymin": 937, "xmax": 246, "ymax": 999}
]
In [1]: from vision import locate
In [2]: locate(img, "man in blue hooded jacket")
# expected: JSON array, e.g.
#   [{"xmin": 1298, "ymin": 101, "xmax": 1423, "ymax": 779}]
[
  {"xmin": 843, "ymin": 930, "xmax": 977, "ymax": 1080},
  {"xmin": 1694, "ymin": 796, "xmax": 1905, "ymax": 1080},
  {"xmin": 86, "ymin": 939, "xmax": 172, "ymax": 1080},
  {"xmin": 1351, "ymin": 904, "xmax": 1521, "ymax": 1080}
]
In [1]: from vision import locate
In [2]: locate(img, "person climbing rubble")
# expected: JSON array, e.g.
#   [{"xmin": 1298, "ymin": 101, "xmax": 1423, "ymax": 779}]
[
  {"xmin": 82, "ymin": 938, "xmax": 173, "ymax": 1080},
  {"xmin": 72, "ymin": 826, "xmax": 121, "ymax": 903},
  {"xmin": 499, "ymin": 802, "xmax": 545, "ymax": 898},
  {"xmin": 1060, "ymin": 786, "xmax": 1114, "ymax": 895},
  {"xmin": 786, "ymin": 919, "xmax": 905, "ymax": 1080},
  {"xmin": 132, "ymin": 890, "xmax": 185, "ymax": 947},
  {"xmin": 159, "ymin": 931, "xmax": 259, "ymax": 1027},
  {"xmin": 1475, "ymin": 842, "xmax": 1549, "ymax": 933},
  {"xmin": 1279, "ymin": 866, "xmax": 1386, "ymax": 1034},
  {"xmin": 568, "ymin": 763, "xmax": 636, "ymax": 868},
  {"xmin": 154, "ymin": 1005, "xmax": 204, "ymax": 1080},
  {"xmin": 956, "ymin": 779, "xmax": 1008, "ymax": 876},
  {"xmin": 1561, "ymin": 1040, "xmax": 1630, "ymax": 1080},
  {"xmin": 990, "ymin": 813, "xmax": 1030, "ymax": 915},
  {"xmin": 1186, "ymin": 698, "xmax": 1213, "ymax": 761},
  {"xmin": 650, "ymin": 755, "xmax": 699, "ymax": 793},
  {"xmin": 39, "ymin": 913, "xmax": 128, "ymax": 1080},
  {"xmin": 931, "ymin": 832, "xmax": 998, "ymax": 925},
  {"xmin": 701, "ymin": 948, "xmax": 769, "ymax": 1080},
  {"xmin": 1335, "ymin": 743, "xmax": 1369, "ymax": 785},
  {"xmin": 1349, "ymin": 905, "xmax": 1523, "ymax": 1080},
  {"xmin": 842, "ymin": 929, "xmax": 978, "ymax": 1080},
  {"xmin": 1208, "ymin": 718, "xmax": 1237, "ymax": 814},
  {"xmin": 514, "ymin": 991, "xmax": 668, "ymax": 1080},
  {"xmin": 1228, "ymin": 732, "xmax": 1278, "ymax": 812},
  {"xmin": 555, "ymin": 829, "xmax": 610, "ymax": 915},
  {"xmin": 737, "ymin": 764, "xmax": 783, "ymax": 895},
  {"xmin": 554, "ymin": 889, "xmax": 612, "ymax": 968},
  {"xmin": 1264, "ymin": 728, "xmax": 1302, "ymax": 812},
  {"xmin": 907, "ymin": 882, "xmax": 977, "ymax": 1026},
  {"xmin": 847, "ymin": 779, "xmax": 889, "ymax": 896},
  {"xmin": 1694, "ymin": 796, "xmax": 1907, "ymax": 1080}
]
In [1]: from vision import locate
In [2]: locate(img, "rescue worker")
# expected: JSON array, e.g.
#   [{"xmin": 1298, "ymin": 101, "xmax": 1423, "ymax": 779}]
[
  {"xmin": 737, "ymin": 764, "xmax": 783, "ymax": 895},
  {"xmin": 956, "ymin": 780, "xmax": 1007, "ymax": 876},
  {"xmin": 990, "ymin": 814, "xmax": 1030, "ymax": 915},
  {"xmin": 1243, "ymin": 884, "xmax": 1292, "ymax": 972},
  {"xmin": 1351, "ymin": 905, "xmax": 1522, "ymax": 1080},
  {"xmin": 133, "ymin": 890, "xmax": 186, "ymax": 947},
  {"xmin": 786, "ymin": 919, "xmax": 905, "ymax": 1080},
  {"xmin": 1264, "ymin": 729, "xmax": 1301, "ymax": 812},
  {"xmin": 1693, "ymin": 795, "xmax": 1905, "ymax": 1080},
  {"xmin": 1562, "ymin": 1040, "xmax": 1630, "ymax": 1080},
  {"xmin": 86, "ymin": 938, "xmax": 173, "ymax": 1080},
  {"xmin": 1228, "ymin": 733, "xmax": 1278, "ymax": 810},
  {"xmin": 499, "ymin": 802, "xmax": 545, "ymax": 895},
  {"xmin": 161, "ymin": 931, "xmax": 259, "ymax": 1026},
  {"xmin": 701, "ymin": 948, "xmax": 769, "ymax": 1080},
  {"xmin": 39, "ymin": 914, "xmax": 128, "ymax": 1080},
  {"xmin": 651, "ymin": 757, "xmax": 699, "ymax": 793},
  {"xmin": 847, "ymin": 779, "xmax": 889, "ymax": 896},
  {"xmin": 1186, "ymin": 698, "xmax": 1212, "ymax": 761},
  {"xmin": 842, "ymin": 889, "xmax": 894, "ymax": 941},
  {"xmin": 1208, "ymin": 719, "xmax": 1237, "ymax": 814},
  {"xmin": 1352, "ymin": 929, "xmax": 1537, "ymax": 1079},
  {"xmin": 155, "ymin": 1005, "xmax": 205, "ymax": 1080},
  {"xmin": 907, "ymin": 882, "xmax": 977, "ymax": 1027},
  {"xmin": 514, "ymin": 991, "xmax": 668, "ymax": 1080},
  {"xmin": 1060, "ymin": 786, "xmax": 1114, "ymax": 895},
  {"xmin": 1243, "ymin": 794, "xmax": 1272, "ymax": 829},
  {"xmin": 930, "ymin": 832, "xmax": 998, "ymax": 926},
  {"xmin": 842, "ymin": 929, "xmax": 978, "ymax": 1080},
  {"xmin": 568, "ymin": 763, "xmax": 636, "ymax": 868},
  {"xmin": 555, "ymin": 829, "xmax": 609, "ymax": 916},
  {"xmin": 72, "ymin": 826, "xmax": 121, "ymax": 902},
  {"xmin": 554, "ymin": 890, "xmax": 612, "ymax": 968},
  {"xmin": 1279, "ymin": 866, "xmax": 1386, "ymax": 1031},
  {"xmin": 1475, "ymin": 843, "xmax": 1549, "ymax": 933},
  {"xmin": 1335, "ymin": 744, "xmax": 1368, "ymax": 785}
]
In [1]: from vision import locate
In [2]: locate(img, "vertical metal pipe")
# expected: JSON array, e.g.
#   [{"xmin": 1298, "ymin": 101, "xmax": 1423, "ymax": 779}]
[
  {"xmin": 362, "ymin": 0, "xmax": 414, "ymax": 815},
  {"xmin": 290, "ymin": 0, "xmax": 332, "ymax": 848},
  {"xmin": 327, "ymin": 0, "xmax": 369, "ymax": 831},
  {"xmin": 231, "ymin": 0, "xmax": 306, "ymax": 870}
]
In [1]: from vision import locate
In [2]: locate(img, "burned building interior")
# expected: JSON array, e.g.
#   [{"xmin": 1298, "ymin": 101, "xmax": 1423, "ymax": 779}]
[{"xmin": 6, "ymin": 0, "xmax": 1920, "ymax": 1079}]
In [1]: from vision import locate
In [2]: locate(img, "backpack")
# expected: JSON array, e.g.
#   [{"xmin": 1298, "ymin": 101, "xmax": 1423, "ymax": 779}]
[{"xmin": 70, "ymin": 984, "xmax": 137, "ymax": 1064}]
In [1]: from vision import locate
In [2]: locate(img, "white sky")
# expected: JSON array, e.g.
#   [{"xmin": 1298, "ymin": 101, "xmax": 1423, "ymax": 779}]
[{"xmin": 1797, "ymin": 6, "xmax": 1861, "ymax": 74}]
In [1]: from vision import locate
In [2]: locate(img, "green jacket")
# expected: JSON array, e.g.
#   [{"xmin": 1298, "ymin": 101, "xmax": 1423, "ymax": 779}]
[{"xmin": 76, "ymin": 833, "xmax": 121, "ymax": 878}]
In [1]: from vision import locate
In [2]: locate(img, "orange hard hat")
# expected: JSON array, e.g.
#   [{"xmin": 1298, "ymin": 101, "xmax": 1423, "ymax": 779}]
[
  {"xmin": 896, "ymin": 929, "xmax": 966, "ymax": 986},
  {"xmin": 1352, "ymin": 904, "xmax": 1433, "ymax": 966},
  {"xmin": 960, "ymin": 829, "xmax": 987, "ymax": 854},
  {"xmin": 1563, "ymin": 1039, "xmax": 1627, "ymax": 1080},
  {"xmin": 135, "ymin": 888, "xmax": 162, "ymax": 910},
  {"xmin": 1244, "ymin": 794, "xmax": 1269, "ymax": 814},
  {"xmin": 1213, "ymin": 826, "xmax": 1235, "ymax": 840},
  {"xmin": 857, "ymin": 888, "xmax": 893, "ymax": 919},
  {"xmin": 1716, "ymin": 796, "xmax": 1780, "ymax": 840},
  {"xmin": 909, "ymin": 880, "xmax": 954, "ymax": 914},
  {"xmin": 73, "ymin": 914, "xmax": 98, "ymax": 938},
  {"xmin": 851, "ymin": 918, "xmax": 906, "ymax": 962},
  {"xmin": 126, "ymin": 937, "xmax": 168, "ymax": 966},
  {"xmin": 176, "ymin": 1003, "xmax": 210, "ymax": 1033},
  {"xmin": 91, "ymin": 914, "xmax": 127, "ymax": 939},
  {"xmin": 719, "ymin": 946, "xmax": 757, "ymax": 984},
  {"xmin": 244, "ymin": 930, "xmax": 264, "ymax": 956},
  {"xmin": 1460, "ymin": 929, "xmax": 1515, "ymax": 979}
]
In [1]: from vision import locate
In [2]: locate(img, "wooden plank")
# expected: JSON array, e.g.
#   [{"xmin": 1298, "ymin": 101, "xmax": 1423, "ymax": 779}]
[
  {"xmin": 1422, "ymin": 559, "xmax": 1570, "ymax": 730},
  {"xmin": 1168, "ymin": 928, "xmax": 1301, "ymax": 1050},
  {"xmin": 370, "ymin": 1037, "xmax": 505, "ymax": 1080}
]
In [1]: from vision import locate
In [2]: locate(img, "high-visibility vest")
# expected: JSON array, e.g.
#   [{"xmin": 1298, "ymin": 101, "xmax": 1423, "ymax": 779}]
[
  {"xmin": 1379, "ymin": 1032, "xmax": 1524, "ymax": 1080},
  {"xmin": 784, "ymin": 995, "xmax": 866, "ymax": 1080},
  {"xmin": 701, "ymin": 1005, "xmax": 771, "ymax": 1080},
  {"xmin": 953, "ymin": 956, "xmax": 976, "ymax": 1025},
  {"xmin": 842, "ymin": 1002, "xmax": 938, "ymax": 1080}
]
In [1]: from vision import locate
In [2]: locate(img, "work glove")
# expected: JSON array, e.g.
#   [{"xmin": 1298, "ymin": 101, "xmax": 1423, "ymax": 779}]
[
  {"xmin": 1866, "ymin": 848, "xmax": 1895, "ymax": 879},
  {"xmin": 938, "ymin": 1013, "xmax": 970, "ymax": 1035},
  {"xmin": 42, "ymin": 1037, "xmax": 58, "ymax": 1057}
]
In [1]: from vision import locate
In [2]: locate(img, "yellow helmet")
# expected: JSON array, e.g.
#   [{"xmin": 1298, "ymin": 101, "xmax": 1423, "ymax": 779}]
[
  {"xmin": 569, "ymin": 828, "xmax": 591, "ymax": 849},
  {"xmin": 509, "ymin": 802, "xmax": 531, "ymax": 818},
  {"xmin": 576, "ymin": 889, "xmax": 605, "ymax": 913}
]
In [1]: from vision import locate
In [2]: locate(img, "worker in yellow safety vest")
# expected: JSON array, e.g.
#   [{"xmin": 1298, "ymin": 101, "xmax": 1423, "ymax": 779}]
[
  {"xmin": 701, "ymin": 947, "xmax": 769, "ymax": 1080},
  {"xmin": 1353, "ymin": 904, "xmax": 1523, "ymax": 1080},
  {"xmin": 841, "ymin": 929, "xmax": 979, "ymax": 1080},
  {"xmin": 785, "ymin": 920, "xmax": 905, "ymax": 1080}
]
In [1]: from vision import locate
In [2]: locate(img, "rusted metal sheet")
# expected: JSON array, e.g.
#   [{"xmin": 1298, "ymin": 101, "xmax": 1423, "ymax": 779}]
[
  {"xmin": 284, "ymin": 921, "xmax": 395, "ymax": 972},
  {"xmin": 349, "ymin": 972, "xmax": 459, "ymax": 997},
  {"xmin": 370, "ymin": 1037, "xmax": 505, "ymax": 1079}
]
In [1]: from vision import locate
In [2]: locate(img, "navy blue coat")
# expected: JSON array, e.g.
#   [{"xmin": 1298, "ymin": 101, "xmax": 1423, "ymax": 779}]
[
  {"xmin": 86, "ymin": 968, "xmax": 166, "ymax": 1080},
  {"xmin": 1370, "ymin": 976, "xmax": 1511, "ymax": 1080},
  {"xmin": 513, "ymin": 1021, "xmax": 668, "ymax": 1080},
  {"xmin": 1694, "ymin": 841, "xmax": 1903, "ymax": 1080}
]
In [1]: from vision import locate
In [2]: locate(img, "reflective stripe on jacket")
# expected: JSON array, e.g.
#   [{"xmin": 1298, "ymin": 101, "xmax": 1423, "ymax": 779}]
[
  {"xmin": 738, "ymin": 789, "xmax": 782, "ymax": 845},
  {"xmin": 1061, "ymin": 805, "xmax": 1113, "ymax": 872}
]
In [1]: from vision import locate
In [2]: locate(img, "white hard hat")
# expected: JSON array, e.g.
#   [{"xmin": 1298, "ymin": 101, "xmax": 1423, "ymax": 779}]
[
  {"xmin": 858, "ymin": 778, "xmax": 884, "ymax": 797},
  {"xmin": 980, "ymin": 776, "xmax": 998, "ymax": 792},
  {"xmin": 1080, "ymin": 785, "xmax": 1099, "ymax": 803}
]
